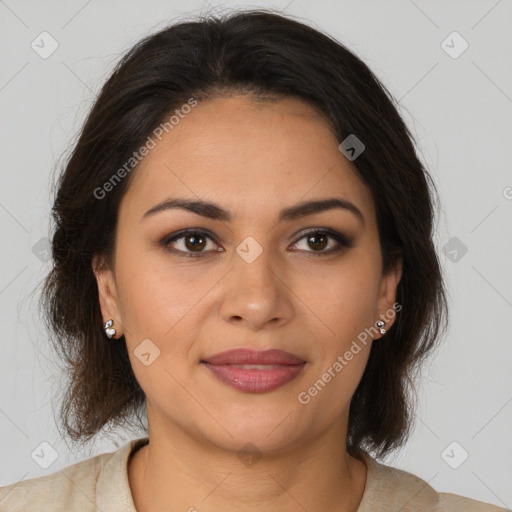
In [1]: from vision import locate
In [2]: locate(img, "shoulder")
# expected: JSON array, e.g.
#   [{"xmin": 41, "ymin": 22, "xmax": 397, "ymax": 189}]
[
  {"xmin": 0, "ymin": 438, "xmax": 147, "ymax": 512},
  {"xmin": 436, "ymin": 492, "xmax": 510, "ymax": 511},
  {"xmin": 359, "ymin": 453, "xmax": 509, "ymax": 512},
  {"xmin": 0, "ymin": 450, "xmax": 108, "ymax": 511}
]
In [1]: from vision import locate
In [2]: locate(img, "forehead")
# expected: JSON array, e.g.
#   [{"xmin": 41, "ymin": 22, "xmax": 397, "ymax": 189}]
[{"xmin": 120, "ymin": 95, "xmax": 376, "ymax": 224}]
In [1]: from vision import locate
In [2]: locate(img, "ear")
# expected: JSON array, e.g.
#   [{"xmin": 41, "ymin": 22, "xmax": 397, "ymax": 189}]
[
  {"xmin": 375, "ymin": 254, "xmax": 403, "ymax": 336},
  {"xmin": 91, "ymin": 254, "xmax": 123, "ymax": 338}
]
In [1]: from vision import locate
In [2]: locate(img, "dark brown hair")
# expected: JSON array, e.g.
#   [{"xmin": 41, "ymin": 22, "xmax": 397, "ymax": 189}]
[{"xmin": 40, "ymin": 9, "xmax": 448, "ymax": 458}]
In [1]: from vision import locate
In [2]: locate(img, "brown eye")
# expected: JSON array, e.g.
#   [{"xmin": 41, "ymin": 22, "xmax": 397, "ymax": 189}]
[
  {"xmin": 290, "ymin": 229, "xmax": 352, "ymax": 256},
  {"xmin": 183, "ymin": 233, "xmax": 207, "ymax": 252},
  {"xmin": 163, "ymin": 229, "xmax": 219, "ymax": 257},
  {"xmin": 162, "ymin": 228, "xmax": 352, "ymax": 259},
  {"xmin": 306, "ymin": 233, "xmax": 328, "ymax": 251}
]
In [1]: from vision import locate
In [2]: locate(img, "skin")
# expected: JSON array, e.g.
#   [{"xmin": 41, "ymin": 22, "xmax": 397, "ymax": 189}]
[{"xmin": 92, "ymin": 95, "xmax": 403, "ymax": 512}]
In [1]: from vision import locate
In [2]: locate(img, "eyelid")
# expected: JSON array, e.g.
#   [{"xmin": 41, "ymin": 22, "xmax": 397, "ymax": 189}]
[
  {"xmin": 290, "ymin": 228, "xmax": 354, "ymax": 254},
  {"xmin": 161, "ymin": 228, "xmax": 221, "ymax": 257},
  {"xmin": 161, "ymin": 227, "xmax": 353, "ymax": 257},
  {"xmin": 292, "ymin": 227, "xmax": 352, "ymax": 245}
]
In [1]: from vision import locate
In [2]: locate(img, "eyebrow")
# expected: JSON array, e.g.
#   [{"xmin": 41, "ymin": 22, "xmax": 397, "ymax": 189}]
[{"xmin": 141, "ymin": 197, "xmax": 365, "ymax": 225}]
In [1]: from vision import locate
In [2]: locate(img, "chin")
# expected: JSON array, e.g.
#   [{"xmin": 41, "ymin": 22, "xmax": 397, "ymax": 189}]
[{"xmin": 194, "ymin": 410, "xmax": 308, "ymax": 456}]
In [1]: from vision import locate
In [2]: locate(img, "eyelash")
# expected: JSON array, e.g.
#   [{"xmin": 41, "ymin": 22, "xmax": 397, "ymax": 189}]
[{"xmin": 160, "ymin": 228, "xmax": 354, "ymax": 259}]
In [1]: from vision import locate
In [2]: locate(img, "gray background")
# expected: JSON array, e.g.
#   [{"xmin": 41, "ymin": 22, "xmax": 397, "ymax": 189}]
[{"xmin": 1, "ymin": 0, "xmax": 511, "ymax": 508}]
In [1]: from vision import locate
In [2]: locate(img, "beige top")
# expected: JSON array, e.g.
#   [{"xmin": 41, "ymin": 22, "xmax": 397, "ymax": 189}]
[{"xmin": 0, "ymin": 437, "xmax": 507, "ymax": 511}]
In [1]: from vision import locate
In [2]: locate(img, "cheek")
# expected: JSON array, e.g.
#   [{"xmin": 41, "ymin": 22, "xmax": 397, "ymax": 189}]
[
  {"xmin": 115, "ymin": 256, "xmax": 203, "ymax": 393},
  {"xmin": 298, "ymin": 265, "xmax": 378, "ymax": 415},
  {"xmin": 113, "ymin": 234, "xmax": 210, "ymax": 336},
  {"xmin": 297, "ymin": 256, "xmax": 382, "ymax": 343}
]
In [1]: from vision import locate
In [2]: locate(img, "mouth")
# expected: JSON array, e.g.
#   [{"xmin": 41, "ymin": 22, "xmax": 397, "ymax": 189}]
[
  {"xmin": 201, "ymin": 347, "xmax": 307, "ymax": 365},
  {"xmin": 200, "ymin": 348, "xmax": 307, "ymax": 393}
]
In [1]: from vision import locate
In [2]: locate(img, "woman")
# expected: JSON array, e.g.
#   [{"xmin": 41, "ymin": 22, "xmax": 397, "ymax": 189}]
[{"xmin": 0, "ymin": 9, "xmax": 506, "ymax": 512}]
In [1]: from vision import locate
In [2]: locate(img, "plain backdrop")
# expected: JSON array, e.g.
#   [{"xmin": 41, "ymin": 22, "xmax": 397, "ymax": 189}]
[{"xmin": 0, "ymin": 0, "xmax": 511, "ymax": 508}]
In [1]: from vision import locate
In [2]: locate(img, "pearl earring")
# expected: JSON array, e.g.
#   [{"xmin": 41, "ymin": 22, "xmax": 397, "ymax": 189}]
[
  {"xmin": 376, "ymin": 320, "xmax": 386, "ymax": 335},
  {"xmin": 104, "ymin": 319, "xmax": 116, "ymax": 339}
]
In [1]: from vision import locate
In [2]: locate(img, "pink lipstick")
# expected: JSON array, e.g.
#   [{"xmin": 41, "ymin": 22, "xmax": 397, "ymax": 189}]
[{"xmin": 201, "ymin": 348, "xmax": 307, "ymax": 393}]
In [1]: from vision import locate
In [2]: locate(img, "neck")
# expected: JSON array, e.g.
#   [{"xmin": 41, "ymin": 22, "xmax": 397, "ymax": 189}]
[{"xmin": 128, "ymin": 416, "xmax": 367, "ymax": 512}]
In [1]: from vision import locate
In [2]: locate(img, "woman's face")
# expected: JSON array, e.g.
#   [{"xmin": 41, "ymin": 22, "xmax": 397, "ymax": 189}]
[{"xmin": 93, "ymin": 95, "xmax": 402, "ymax": 454}]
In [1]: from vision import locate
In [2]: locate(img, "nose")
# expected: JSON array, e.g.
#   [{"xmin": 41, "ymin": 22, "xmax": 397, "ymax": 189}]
[{"xmin": 219, "ymin": 245, "xmax": 295, "ymax": 331}]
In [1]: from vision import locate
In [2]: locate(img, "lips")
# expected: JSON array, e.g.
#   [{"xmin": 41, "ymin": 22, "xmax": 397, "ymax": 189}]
[
  {"xmin": 201, "ymin": 348, "xmax": 307, "ymax": 393},
  {"xmin": 201, "ymin": 348, "xmax": 306, "ymax": 365}
]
